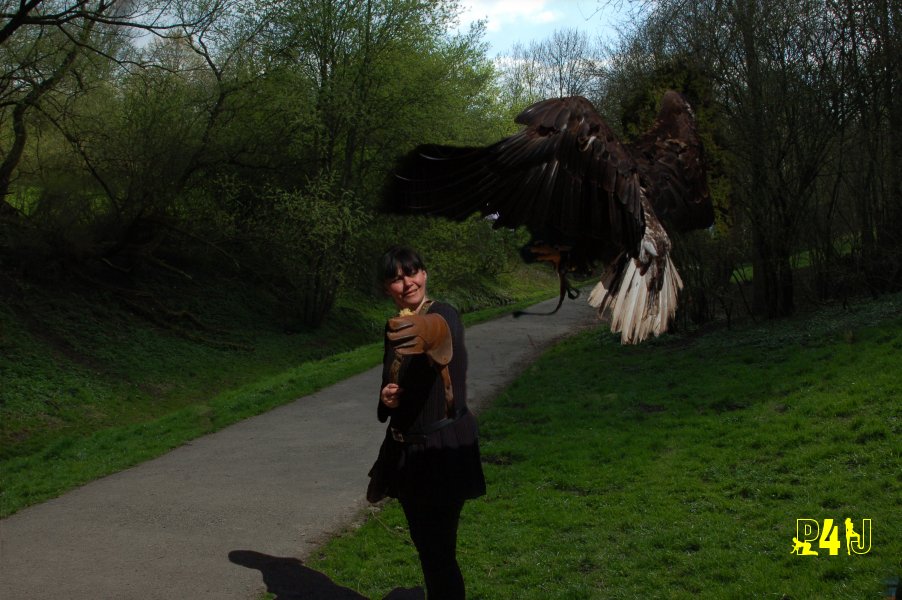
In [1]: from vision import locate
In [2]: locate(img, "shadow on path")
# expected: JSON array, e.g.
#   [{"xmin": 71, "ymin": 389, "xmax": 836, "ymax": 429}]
[{"xmin": 229, "ymin": 550, "xmax": 424, "ymax": 600}]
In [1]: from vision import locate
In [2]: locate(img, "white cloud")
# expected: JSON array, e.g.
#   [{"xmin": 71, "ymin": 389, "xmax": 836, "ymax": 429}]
[
  {"xmin": 459, "ymin": 0, "xmax": 564, "ymax": 32},
  {"xmin": 457, "ymin": 0, "xmax": 623, "ymax": 57}
]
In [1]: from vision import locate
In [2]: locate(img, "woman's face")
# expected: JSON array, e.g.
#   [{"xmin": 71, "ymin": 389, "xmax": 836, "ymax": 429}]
[{"xmin": 386, "ymin": 267, "xmax": 427, "ymax": 311}]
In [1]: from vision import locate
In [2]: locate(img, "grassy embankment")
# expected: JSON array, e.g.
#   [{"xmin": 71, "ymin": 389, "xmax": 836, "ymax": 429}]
[
  {"xmin": 0, "ymin": 265, "xmax": 559, "ymax": 517},
  {"xmin": 307, "ymin": 292, "xmax": 902, "ymax": 599}
]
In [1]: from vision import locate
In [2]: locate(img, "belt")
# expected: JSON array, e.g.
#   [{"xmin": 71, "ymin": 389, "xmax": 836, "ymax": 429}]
[
  {"xmin": 390, "ymin": 408, "xmax": 468, "ymax": 444},
  {"xmin": 390, "ymin": 429, "xmax": 428, "ymax": 444}
]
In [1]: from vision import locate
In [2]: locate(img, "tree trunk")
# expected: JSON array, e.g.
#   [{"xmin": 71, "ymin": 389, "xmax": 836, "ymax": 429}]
[{"xmin": 752, "ymin": 230, "xmax": 795, "ymax": 318}]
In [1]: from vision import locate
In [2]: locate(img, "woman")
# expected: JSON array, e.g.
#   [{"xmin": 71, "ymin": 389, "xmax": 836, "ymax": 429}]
[{"xmin": 367, "ymin": 246, "xmax": 486, "ymax": 600}]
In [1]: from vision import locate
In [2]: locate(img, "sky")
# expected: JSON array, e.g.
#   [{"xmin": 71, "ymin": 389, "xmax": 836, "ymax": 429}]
[{"xmin": 455, "ymin": 0, "xmax": 631, "ymax": 57}]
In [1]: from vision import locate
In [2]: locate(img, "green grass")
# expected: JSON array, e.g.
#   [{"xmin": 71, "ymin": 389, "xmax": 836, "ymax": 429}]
[
  {"xmin": 0, "ymin": 265, "xmax": 559, "ymax": 517},
  {"xmin": 0, "ymin": 341, "xmax": 385, "ymax": 516},
  {"xmin": 308, "ymin": 293, "xmax": 902, "ymax": 599}
]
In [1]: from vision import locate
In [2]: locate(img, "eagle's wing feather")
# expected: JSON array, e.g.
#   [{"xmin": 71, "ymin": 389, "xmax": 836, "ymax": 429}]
[
  {"xmin": 389, "ymin": 96, "xmax": 645, "ymax": 256},
  {"xmin": 632, "ymin": 90, "xmax": 714, "ymax": 232}
]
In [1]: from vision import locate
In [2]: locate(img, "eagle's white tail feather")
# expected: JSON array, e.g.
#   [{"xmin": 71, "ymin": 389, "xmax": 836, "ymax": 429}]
[
  {"xmin": 589, "ymin": 255, "xmax": 684, "ymax": 344},
  {"xmin": 588, "ymin": 264, "xmax": 616, "ymax": 310},
  {"xmin": 615, "ymin": 261, "xmax": 645, "ymax": 340}
]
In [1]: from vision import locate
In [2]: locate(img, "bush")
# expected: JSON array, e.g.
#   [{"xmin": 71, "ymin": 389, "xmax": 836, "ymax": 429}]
[{"xmin": 249, "ymin": 173, "xmax": 370, "ymax": 328}]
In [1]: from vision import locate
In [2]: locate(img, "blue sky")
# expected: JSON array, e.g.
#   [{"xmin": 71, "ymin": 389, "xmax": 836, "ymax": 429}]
[{"xmin": 455, "ymin": 0, "xmax": 630, "ymax": 56}]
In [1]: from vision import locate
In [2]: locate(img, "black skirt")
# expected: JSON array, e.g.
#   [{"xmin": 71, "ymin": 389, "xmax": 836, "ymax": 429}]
[{"xmin": 368, "ymin": 411, "xmax": 486, "ymax": 503}]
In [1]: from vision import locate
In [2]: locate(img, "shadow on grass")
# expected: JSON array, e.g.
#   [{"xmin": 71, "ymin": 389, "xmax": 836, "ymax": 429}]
[{"xmin": 229, "ymin": 550, "xmax": 424, "ymax": 600}]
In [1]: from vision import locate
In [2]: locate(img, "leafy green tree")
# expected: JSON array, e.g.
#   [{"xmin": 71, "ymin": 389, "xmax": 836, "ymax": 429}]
[
  {"xmin": 1, "ymin": 0, "xmax": 522, "ymax": 327},
  {"xmin": 247, "ymin": 173, "xmax": 370, "ymax": 327},
  {"xmin": 0, "ymin": 0, "xmax": 223, "ymax": 205},
  {"xmin": 256, "ymin": 0, "xmax": 503, "ymax": 197}
]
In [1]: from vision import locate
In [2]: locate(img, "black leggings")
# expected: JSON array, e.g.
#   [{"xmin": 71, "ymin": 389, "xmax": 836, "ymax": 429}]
[{"xmin": 400, "ymin": 496, "xmax": 466, "ymax": 600}]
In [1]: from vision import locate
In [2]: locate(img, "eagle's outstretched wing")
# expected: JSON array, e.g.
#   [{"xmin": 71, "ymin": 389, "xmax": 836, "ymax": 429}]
[
  {"xmin": 387, "ymin": 92, "xmax": 713, "ymax": 344},
  {"xmin": 389, "ymin": 96, "xmax": 645, "ymax": 263}
]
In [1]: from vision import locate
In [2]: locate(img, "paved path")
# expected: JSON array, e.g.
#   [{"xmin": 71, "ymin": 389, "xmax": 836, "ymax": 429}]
[{"xmin": 0, "ymin": 295, "xmax": 599, "ymax": 599}]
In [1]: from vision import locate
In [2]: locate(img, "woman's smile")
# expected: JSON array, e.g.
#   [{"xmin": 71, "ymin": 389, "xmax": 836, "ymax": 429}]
[{"xmin": 387, "ymin": 268, "xmax": 427, "ymax": 311}]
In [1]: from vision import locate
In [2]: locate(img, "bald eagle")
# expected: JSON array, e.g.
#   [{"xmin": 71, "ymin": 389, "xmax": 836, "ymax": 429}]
[{"xmin": 387, "ymin": 91, "xmax": 714, "ymax": 344}]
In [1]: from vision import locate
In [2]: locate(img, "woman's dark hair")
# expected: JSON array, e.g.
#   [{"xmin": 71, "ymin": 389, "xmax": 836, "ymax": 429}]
[{"xmin": 380, "ymin": 246, "xmax": 426, "ymax": 282}]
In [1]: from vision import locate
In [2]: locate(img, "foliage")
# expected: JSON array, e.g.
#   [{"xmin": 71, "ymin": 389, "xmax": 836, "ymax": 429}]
[
  {"xmin": 311, "ymin": 292, "xmax": 902, "ymax": 599},
  {"xmin": 247, "ymin": 174, "xmax": 370, "ymax": 327},
  {"xmin": 599, "ymin": 0, "xmax": 901, "ymax": 318},
  {"xmin": 2, "ymin": 0, "xmax": 898, "ymax": 334},
  {"xmin": 255, "ymin": 0, "xmax": 504, "ymax": 197},
  {"xmin": 0, "ymin": 0, "xmax": 522, "ymax": 330}
]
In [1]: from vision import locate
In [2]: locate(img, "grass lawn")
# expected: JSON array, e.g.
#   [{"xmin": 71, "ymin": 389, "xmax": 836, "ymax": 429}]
[{"xmin": 309, "ymin": 293, "xmax": 902, "ymax": 599}]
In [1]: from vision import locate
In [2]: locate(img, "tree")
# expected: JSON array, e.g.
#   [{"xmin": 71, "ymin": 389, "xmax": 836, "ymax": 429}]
[
  {"xmin": 0, "ymin": 0, "xmax": 225, "ymax": 204},
  {"xmin": 833, "ymin": 0, "xmax": 902, "ymax": 293},
  {"xmin": 497, "ymin": 27, "xmax": 601, "ymax": 112},
  {"xmin": 1, "ymin": 0, "xmax": 520, "ymax": 328},
  {"xmin": 602, "ymin": 0, "xmax": 899, "ymax": 317}
]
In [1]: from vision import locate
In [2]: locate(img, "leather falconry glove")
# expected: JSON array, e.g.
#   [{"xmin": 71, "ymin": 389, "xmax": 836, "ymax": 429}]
[{"xmin": 386, "ymin": 313, "xmax": 453, "ymax": 366}]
